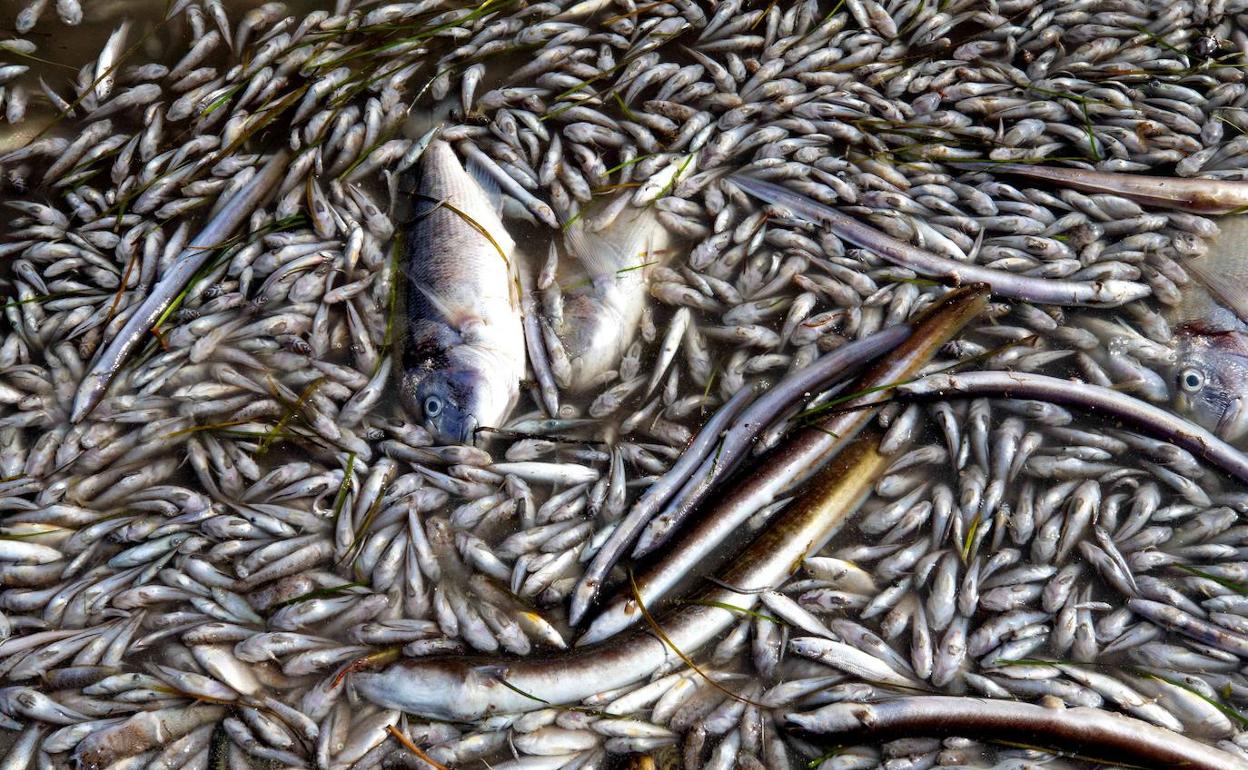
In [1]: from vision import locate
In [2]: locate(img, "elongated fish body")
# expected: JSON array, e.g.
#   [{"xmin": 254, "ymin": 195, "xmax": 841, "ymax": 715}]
[
  {"xmin": 544, "ymin": 204, "xmax": 673, "ymax": 392},
  {"xmin": 401, "ymin": 140, "xmax": 524, "ymax": 445},
  {"xmin": 1169, "ymin": 215, "xmax": 1248, "ymax": 443}
]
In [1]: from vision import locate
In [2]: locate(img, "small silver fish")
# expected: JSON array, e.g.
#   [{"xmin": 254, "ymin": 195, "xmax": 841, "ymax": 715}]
[
  {"xmin": 401, "ymin": 139, "xmax": 524, "ymax": 445},
  {"xmin": 543, "ymin": 202, "xmax": 674, "ymax": 392}
]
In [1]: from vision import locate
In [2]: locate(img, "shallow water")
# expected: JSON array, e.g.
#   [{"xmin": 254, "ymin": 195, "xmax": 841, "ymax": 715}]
[{"xmin": 2, "ymin": 1, "xmax": 1248, "ymax": 769}]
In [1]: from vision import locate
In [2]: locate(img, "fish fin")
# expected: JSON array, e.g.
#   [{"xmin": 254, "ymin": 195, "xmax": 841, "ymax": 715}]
[
  {"xmin": 474, "ymin": 663, "xmax": 509, "ymax": 680},
  {"xmin": 966, "ymin": 226, "xmax": 985, "ymax": 262},
  {"xmin": 458, "ymin": 317, "xmax": 493, "ymax": 346},
  {"xmin": 411, "ymin": 281, "xmax": 470, "ymax": 328},
  {"xmin": 465, "ymin": 157, "xmax": 504, "ymax": 213},
  {"xmin": 1186, "ymin": 259, "xmax": 1248, "ymax": 329},
  {"xmin": 562, "ymin": 224, "xmax": 613, "ymax": 280},
  {"xmin": 564, "ymin": 203, "xmax": 662, "ymax": 280}
]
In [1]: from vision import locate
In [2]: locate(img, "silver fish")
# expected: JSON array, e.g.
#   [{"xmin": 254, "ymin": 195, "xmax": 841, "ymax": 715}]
[
  {"xmin": 1168, "ymin": 215, "xmax": 1248, "ymax": 444},
  {"xmin": 543, "ymin": 203, "xmax": 675, "ymax": 392},
  {"xmin": 401, "ymin": 139, "xmax": 525, "ymax": 445},
  {"xmin": 982, "ymin": 165, "xmax": 1248, "ymax": 442}
]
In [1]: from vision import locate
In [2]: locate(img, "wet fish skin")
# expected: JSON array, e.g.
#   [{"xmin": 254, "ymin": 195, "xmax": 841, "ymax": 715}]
[
  {"xmin": 545, "ymin": 203, "xmax": 675, "ymax": 392},
  {"xmin": 1172, "ymin": 333, "xmax": 1248, "ymax": 445},
  {"xmin": 1167, "ymin": 216, "xmax": 1248, "ymax": 444},
  {"xmin": 401, "ymin": 139, "xmax": 525, "ymax": 446},
  {"xmin": 17, "ymin": 0, "xmax": 1248, "ymax": 764}
]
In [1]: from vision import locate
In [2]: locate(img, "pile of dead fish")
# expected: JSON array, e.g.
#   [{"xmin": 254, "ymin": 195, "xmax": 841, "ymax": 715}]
[{"xmin": 4, "ymin": 0, "xmax": 1248, "ymax": 769}]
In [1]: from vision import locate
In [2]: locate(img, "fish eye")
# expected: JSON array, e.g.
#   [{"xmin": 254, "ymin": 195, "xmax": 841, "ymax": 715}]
[
  {"xmin": 423, "ymin": 396, "xmax": 443, "ymax": 417},
  {"xmin": 1179, "ymin": 367, "xmax": 1205, "ymax": 393}
]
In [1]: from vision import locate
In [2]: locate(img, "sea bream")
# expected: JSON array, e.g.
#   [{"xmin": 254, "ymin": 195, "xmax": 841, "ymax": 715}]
[
  {"xmin": 1166, "ymin": 215, "xmax": 1248, "ymax": 444},
  {"xmin": 400, "ymin": 139, "xmax": 525, "ymax": 445},
  {"xmin": 541, "ymin": 203, "xmax": 674, "ymax": 392}
]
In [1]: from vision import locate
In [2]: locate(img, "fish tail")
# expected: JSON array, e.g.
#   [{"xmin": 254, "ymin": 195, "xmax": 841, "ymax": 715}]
[{"xmin": 565, "ymin": 201, "xmax": 667, "ymax": 279}]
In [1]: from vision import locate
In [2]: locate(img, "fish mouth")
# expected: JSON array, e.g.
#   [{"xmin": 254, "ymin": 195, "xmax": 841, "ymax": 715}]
[
  {"xmin": 1216, "ymin": 396, "xmax": 1248, "ymax": 444},
  {"xmin": 426, "ymin": 416, "xmax": 480, "ymax": 446},
  {"xmin": 460, "ymin": 415, "xmax": 481, "ymax": 446}
]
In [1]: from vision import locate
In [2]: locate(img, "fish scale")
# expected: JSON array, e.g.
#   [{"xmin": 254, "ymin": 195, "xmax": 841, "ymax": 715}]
[{"xmin": 400, "ymin": 139, "xmax": 525, "ymax": 446}]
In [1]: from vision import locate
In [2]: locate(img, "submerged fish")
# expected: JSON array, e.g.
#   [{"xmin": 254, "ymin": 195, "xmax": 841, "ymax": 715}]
[
  {"xmin": 401, "ymin": 139, "xmax": 525, "ymax": 445},
  {"xmin": 1168, "ymin": 215, "xmax": 1248, "ymax": 444},
  {"xmin": 542, "ymin": 203, "xmax": 673, "ymax": 392}
]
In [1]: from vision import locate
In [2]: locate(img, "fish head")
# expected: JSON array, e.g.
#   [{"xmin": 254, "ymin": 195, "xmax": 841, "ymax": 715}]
[
  {"xmin": 1172, "ymin": 330, "xmax": 1248, "ymax": 444},
  {"xmin": 352, "ymin": 659, "xmax": 489, "ymax": 722},
  {"xmin": 402, "ymin": 364, "xmax": 501, "ymax": 446}
]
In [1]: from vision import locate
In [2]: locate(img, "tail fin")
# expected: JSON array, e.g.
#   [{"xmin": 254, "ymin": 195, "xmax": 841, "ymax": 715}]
[{"xmin": 564, "ymin": 201, "xmax": 666, "ymax": 280}]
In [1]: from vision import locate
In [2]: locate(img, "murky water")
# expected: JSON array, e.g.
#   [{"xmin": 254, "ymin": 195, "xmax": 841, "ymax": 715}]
[{"xmin": 2, "ymin": 1, "xmax": 1248, "ymax": 769}]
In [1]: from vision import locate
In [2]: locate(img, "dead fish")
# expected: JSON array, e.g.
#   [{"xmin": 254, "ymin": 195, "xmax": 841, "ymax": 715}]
[
  {"xmin": 401, "ymin": 139, "xmax": 525, "ymax": 445},
  {"xmin": 984, "ymin": 165, "xmax": 1248, "ymax": 442},
  {"xmin": 543, "ymin": 202, "xmax": 675, "ymax": 392},
  {"xmin": 1168, "ymin": 215, "xmax": 1248, "ymax": 444}
]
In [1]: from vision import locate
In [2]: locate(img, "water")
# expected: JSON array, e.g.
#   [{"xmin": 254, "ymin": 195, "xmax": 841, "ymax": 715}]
[{"xmin": 1, "ymin": 1, "xmax": 1247, "ymax": 768}]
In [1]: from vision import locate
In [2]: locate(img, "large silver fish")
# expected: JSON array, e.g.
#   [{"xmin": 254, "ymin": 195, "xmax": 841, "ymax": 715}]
[
  {"xmin": 1168, "ymin": 215, "xmax": 1248, "ymax": 444},
  {"xmin": 401, "ymin": 139, "xmax": 525, "ymax": 445},
  {"xmin": 542, "ymin": 204, "xmax": 673, "ymax": 392}
]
